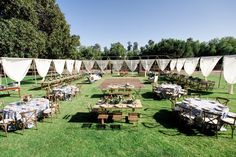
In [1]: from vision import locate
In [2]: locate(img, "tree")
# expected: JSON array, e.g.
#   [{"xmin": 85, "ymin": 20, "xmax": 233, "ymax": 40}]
[
  {"xmin": 0, "ymin": 18, "xmax": 46, "ymax": 58},
  {"xmin": 0, "ymin": 0, "xmax": 80, "ymax": 59},
  {"xmin": 127, "ymin": 41, "xmax": 132, "ymax": 51},
  {"xmin": 109, "ymin": 42, "xmax": 126, "ymax": 58}
]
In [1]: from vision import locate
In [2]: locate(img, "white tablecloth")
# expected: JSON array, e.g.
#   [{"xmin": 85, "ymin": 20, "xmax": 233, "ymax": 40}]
[
  {"xmin": 178, "ymin": 98, "xmax": 229, "ymax": 117},
  {"xmin": 4, "ymin": 98, "xmax": 50, "ymax": 121},
  {"xmin": 154, "ymin": 83, "xmax": 184, "ymax": 98}
]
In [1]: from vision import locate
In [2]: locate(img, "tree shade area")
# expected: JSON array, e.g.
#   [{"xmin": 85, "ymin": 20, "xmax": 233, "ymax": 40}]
[{"xmin": 0, "ymin": 0, "xmax": 80, "ymax": 59}]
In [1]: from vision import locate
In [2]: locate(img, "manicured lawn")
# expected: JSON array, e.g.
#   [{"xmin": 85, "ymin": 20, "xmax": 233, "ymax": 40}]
[{"xmin": 0, "ymin": 72, "xmax": 236, "ymax": 157}]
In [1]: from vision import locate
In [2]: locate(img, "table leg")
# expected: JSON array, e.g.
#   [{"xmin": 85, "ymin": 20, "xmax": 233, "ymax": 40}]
[{"xmin": 101, "ymin": 118, "xmax": 104, "ymax": 125}]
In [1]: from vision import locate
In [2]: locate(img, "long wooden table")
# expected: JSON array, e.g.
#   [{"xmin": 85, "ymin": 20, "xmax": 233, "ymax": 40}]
[
  {"xmin": 93, "ymin": 99, "xmax": 142, "ymax": 111},
  {"xmin": 0, "ymin": 86, "xmax": 21, "ymax": 97}
]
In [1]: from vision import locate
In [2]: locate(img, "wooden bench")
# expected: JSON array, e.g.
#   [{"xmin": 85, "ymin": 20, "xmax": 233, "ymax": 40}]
[{"xmin": 0, "ymin": 86, "xmax": 21, "ymax": 97}]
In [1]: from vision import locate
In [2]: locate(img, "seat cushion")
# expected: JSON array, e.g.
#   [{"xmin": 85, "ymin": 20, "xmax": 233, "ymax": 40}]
[{"xmin": 222, "ymin": 117, "xmax": 236, "ymax": 125}]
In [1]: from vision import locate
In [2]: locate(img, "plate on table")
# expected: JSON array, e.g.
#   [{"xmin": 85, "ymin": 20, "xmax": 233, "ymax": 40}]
[
  {"xmin": 217, "ymin": 104, "xmax": 226, "ymax": 109},
  {"xmin": 127, "ymin": 104, "xmax": 134, "ymax": 108},
  {"xmin": 203, "ymin": 107, "xmax": 211, "ymax": 111},
  {"xmin": 194, "ymin": 98, "xmax": 201, "ymax": 101},
  {"xmin": 100, "ymin": 104, "xmax": 107, "ymax": 108},
  {"xmin": 114, "ymin": 104, "xmax": 120, "ymax": 108},
  {"xmin": 214, "ymin": 107, "xmax": 222, "ymax": 111}
]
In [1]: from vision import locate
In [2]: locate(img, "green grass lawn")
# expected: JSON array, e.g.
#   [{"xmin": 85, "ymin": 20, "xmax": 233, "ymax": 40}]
[{"xmin": 0, "ymin": 72, "xmax": 236, "ymax": 157}]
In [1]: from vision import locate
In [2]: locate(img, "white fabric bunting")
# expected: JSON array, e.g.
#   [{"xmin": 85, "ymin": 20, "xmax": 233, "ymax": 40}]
[
  {"xmin": 184, "ymin": 58, "xmax": 199, "ymax": 76},
  {"xmin": 83, "ymin": 60, "xmax": 94, "ymax": 72},
  {"xmin": 223, "ymin": 55, "xmax": 236, "ymax": 94},
  {"xmin": 156, "ymin": 59, "xmax": 170, "ymax": 71},
  {"xmin": 35, "ymin": 59, "xmax": 52, "ymax": 79},
  {"xmin": 111, "ymin": 60, "xmax": 124, "ymax": 71},
  {"xmin": 75, "ymin": 60, "xmax": 82, "ymax": 73},
  {"xmin": 125, "ymin": 60, "xmax": 140, "ymax": 72},
  {"xmin": 170, "ymin": 59, "xmax": 177, "ymax": 71},
  {"xmin": 176, "ymin": 58, "xmax": 186, "ymax": 73},
  {"xmin": 2, "ymin": 57, "xmax": 32, "ymax": 84},
  {"xmin": 66, "ymin": 60, "xmax": 75, "ymax": 74},
  {"xmin": 224, "ymin": 55, "xmax": 236, "ymax": 84},
  {"xmin": 200, "ymin": 56, "xmax": 221, "ymax": 78},
  {"xmin": 140, "ymin": 59, "xmax": 155, "ymax": 71},
  {"xmin": 53, "ymin": 59, "xmax": 65, "ymax": 75},
  {"xmin": 96, "ymin": 60, "xmax": 109, "ymax": 72}
]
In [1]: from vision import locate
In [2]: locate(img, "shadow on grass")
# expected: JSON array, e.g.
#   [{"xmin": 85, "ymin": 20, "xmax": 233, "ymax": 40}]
[
  {"xmin": 141, "ymin": 92, "xmax": 154, "ymax": 99},
  {"xmin": 90, "ymin": 94, "xmax": 104, "ymax": 98},
  {"xmin": 0, "ymin": 93, "xmax": 11, "ymax": 97},
  {"xmin": 68, "ymin": 112, "xmax": 98, "ymax": 123},
  {"xmin": 29, "ymin": 86, "xmax": 42, "ymax": 91},
  {"xmin": 153, "ymin": 109, "xmax": 201, "ymax": 136},
  {"xmin": 188, "ymin": 90, "xmax": 213, "ymax": 96},
  {"xmin": 153, "ymin": 109, "xmax": 217, "ymax": 137},
  {"xmin": 143, "ymin": 81, "xmax": 151, "ymax": 84}
]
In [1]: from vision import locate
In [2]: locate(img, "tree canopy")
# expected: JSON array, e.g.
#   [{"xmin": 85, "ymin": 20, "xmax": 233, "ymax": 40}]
[{"xmin": 0, "ymin": 0, "xmax": 80, "ymax": 59}]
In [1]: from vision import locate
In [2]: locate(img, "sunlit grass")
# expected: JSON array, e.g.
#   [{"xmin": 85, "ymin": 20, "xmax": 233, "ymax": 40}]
[{"xmin": 0, "ymin": 72, "xmax": 236, "ymax": 157}]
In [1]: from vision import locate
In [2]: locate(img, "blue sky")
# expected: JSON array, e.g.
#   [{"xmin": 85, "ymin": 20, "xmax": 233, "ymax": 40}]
[{"xmin": 56, "ymin": 0, "xmax": 236, "ymax": 48}]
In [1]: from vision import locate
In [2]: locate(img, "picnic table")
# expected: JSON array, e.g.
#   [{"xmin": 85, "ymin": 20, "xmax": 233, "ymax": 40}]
[
  {"xmin": 93, "ymin": 99, "xmax": 142, "ymax": 111},
  {"xmin": 0, "ymin": 85, "xmax": 21, "ymax": 97}
]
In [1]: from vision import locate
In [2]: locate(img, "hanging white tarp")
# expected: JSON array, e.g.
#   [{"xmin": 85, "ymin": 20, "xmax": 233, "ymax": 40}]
[
  {"xmin": 66, "ymin": 60, "xmax": 75, "ymax": 74},
  {"xmin": 140, "ymin": 59, "xmax": 155, "ymax": 71},
  {"xmin": 170, "ymin": 59, "xmax": 177, "ymax": 71},
  {"xmin": 224, "ymin": 56, "xmax": 236, "ymax": 84},
  {"xmin": 111, "ymin": 60, "xmax": 124, "ymax": 71},
  {"xmin": 53, "ymin": 59, "xmax": 65, "ymax": 75},
  {"xmin": 156, "ymin": 59, "xmax": 170, "ymax": 71},
  {"xmin": 96, "ymin": 60, "xmax": 109, "ymax": 72},
  {"xmin": 75, "ymin": 60, "xmax": 82, "ymax": 73},
  {"xmin": 2, "ymin": 57, "xmax": 32, "ymax": 84},
  {"xmin": 34, "ymin": 59, "xmax": 52, "ymax": 79},
  {"xmin": 125, "ymin": 60, "xmax": 140, "ymax": 72},
  {"xmin": 176, "ymin": 58, "xmax": 186, "ymax": 73},
  {"xmin": 223, "ymin": 55, "xmax": 236, "ymax": 94},
  {"xmin": 83, "ymin": 60, "xmax": 94, "ymax": 72},
  {"xmin": 184, "ymin": 58, "xmax": 199, "ymax": 76},
  {"xmin": 200, "ymin": 56, "xmax": 221, "ymax": 78}
]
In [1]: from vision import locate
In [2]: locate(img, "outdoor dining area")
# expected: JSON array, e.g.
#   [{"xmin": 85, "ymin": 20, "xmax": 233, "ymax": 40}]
[
  {"xmin": 171, "ymin": 96, "xmax": 236, "ymax": 138},
  {"xmin": 153, "ymin": 83, "xmax": 187, "ymax": 100},
  {"xmin": 0, "ymin": 95, "xmax": 61, "ymax": 136},
  {"xmin": 0, "ymin": 55, "xmax": 236, "ymax": 140},
  {"xmin": 80, "ymin": 78, "xmax": 145, "ymax": 129}
]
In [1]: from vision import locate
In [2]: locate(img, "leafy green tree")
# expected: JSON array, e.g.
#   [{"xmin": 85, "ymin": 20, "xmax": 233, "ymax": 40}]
[
  {"xmin": 109, "ymin": 42, "xmax": 126, "ymax": 58},
  {"xmin": 127, "ymin": 41, "xmax": 132, "ymax": 51},
  {"xmin": 0, "ymin": 0, "xmax": 80, "ymax": 59},
  {"xmin": 0, "ymin": 18, "xmax": 46, "ymax": 58}
]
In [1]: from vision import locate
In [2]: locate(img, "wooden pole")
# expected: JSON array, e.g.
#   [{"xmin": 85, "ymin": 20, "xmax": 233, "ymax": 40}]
[
  {"xmin": 218, "ymin": 61, "xmax": 223, "ymax": 88},
  {"xmin": 33, "ymin": 60, "xmax": 37, "ymax": 85}
]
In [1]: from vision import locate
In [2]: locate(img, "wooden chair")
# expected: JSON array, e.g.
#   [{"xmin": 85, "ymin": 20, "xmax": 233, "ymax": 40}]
[
  {"xmin": 202, "ymin": 110, "xmax": 222, "ymax": 138},
  {"xmin": 128, "ymin": 113, "xmax": 139, "ymax": 124},
  {"xmin": 0, "ymin": 101, "xmax": 16, "ymax": 136},
  {"xmin": 22, "ymin": 94, "xmax": 33, "ymax": 102},
  {"xmin": 98, "ymin": 113, "xmax": 109, "ymax": 125},
  {"xmin": 112, "ymin": 111, "xmax": 123, "ymax": 122},
  {"xmin": 216, "ymin": 97, "xmax": 230, "ymax": 106},
  {"xmin": 45, "ymin": 87, "xmax": 54, "ymax": 101},
  {"xmin": 178, "ymin": 105, "xmax": 195, "ymax": 125},
  {"xmin": 20, "ymin": 109, "xmax": 37, "ymax": 133},
  {"xmin": 221, "ymin": 112, "xmax": 236, "ymax": 138},
  {"xmin": 43, "ymin": 99, "xmax": 60, "ymax": 122},
  {"xmin": 0, "ymin": 113, "xmax": 16, "ymax": 137}
]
